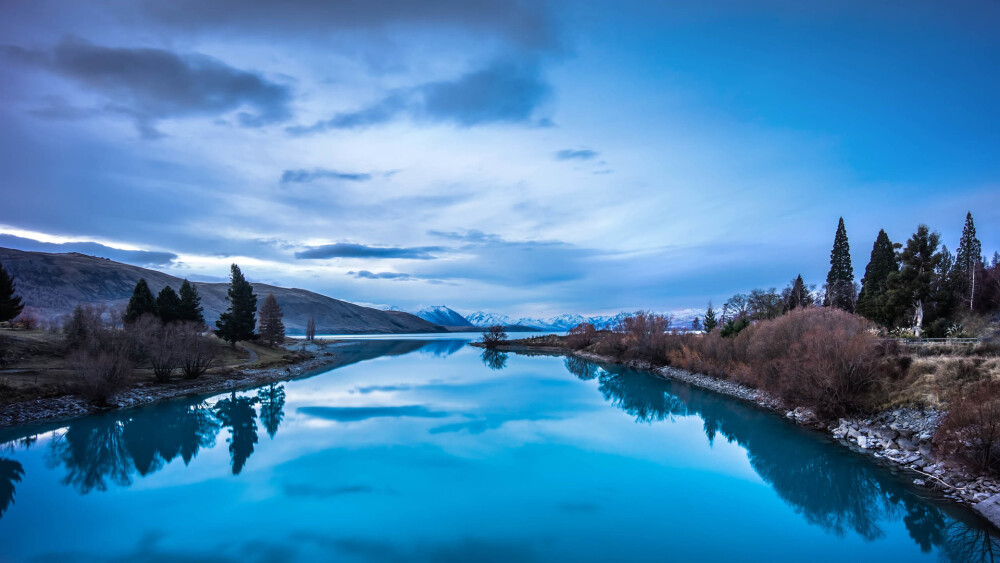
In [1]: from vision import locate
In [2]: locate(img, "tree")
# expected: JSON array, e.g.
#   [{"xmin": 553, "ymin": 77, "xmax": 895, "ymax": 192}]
[
  {"xmin": 783, "ymin": 274, "xmax": 812, "ymax": 311},
  {"xmin": 481, "ymin": 325, "xmax": 507, "ymax": 349},
  {"xmin": 703, "ymin": 302, "xmax": 718, "ymax": 333},
  {"xmin": 305, "ymin": 316, "xmax": 316, "ymax": 341},
  {"xmin": 856, "ymin": 229, "xmax": 900, "ymax": 326},
  {"xmin": 886, "ymin": 225, "xmax": 944, "ymax": 337},
  {"xmin": 257, "ymin": 292, "xmax": 285, "ymax": 348},
  {"xmin": 124, "ymin": 279, "xmax": 158, "ymax": 324},
  {"xmin": 215, "ymin": 265, "xmax": 257, "ymax": 346},
  {"xmin": 954, "ymin": 212, "xmax": 983, "ymax": 311},
  {"xmin": 178, "ymin": 280, "xmax": 205, "ymax": 325},
  {"xmin": 0, "ymin": 261, "xmax": 24, "ymax": 324},
  {"xmin": 691, "ymin": 317, "xmax": 701, "ymax": 331},
  {"xmin": 156, "ymin": 286, "xmax": 182, "ymax": 324},
  {"xmin": 257, "ymin": 383, "xmax": 286, "ymax": 439},
  {"xmin": 748, "ymin": 288, "xmax": 783, "ymax": 320},
  {"xmin": 824, "ymin": 217, "xmax": 856, "ymax": 311},
  {"xmin": 214, "ymin": 392, "xmax": 259, "ymax": 475}
]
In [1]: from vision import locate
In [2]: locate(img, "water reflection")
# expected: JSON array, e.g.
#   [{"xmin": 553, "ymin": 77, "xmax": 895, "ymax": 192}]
[
  {"xmin": 214, "ymin": 392, "xmax": 260, "ymax": 475},
  {"xmin": 480, "ymin": 349, "xmax": 508, "ymax": 370},
  {"xmin": 257, "ymin": 383, "xmax": 286, "ymax": 439},
  {"xmin": 0, "ymin": 457, "xmax": 24, "ymax": 517},
  {"xmin": 573, "ymin": 360, "xmax": 1000, "ymax": 558}
]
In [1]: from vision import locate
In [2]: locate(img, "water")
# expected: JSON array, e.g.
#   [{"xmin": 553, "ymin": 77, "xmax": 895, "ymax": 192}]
[{"xmin": 1, "ymin": 338, "xmax": 997, "ymax": 562}]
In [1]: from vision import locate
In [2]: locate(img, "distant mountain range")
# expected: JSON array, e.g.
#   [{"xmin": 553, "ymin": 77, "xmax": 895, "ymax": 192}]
[
  {"xmin": 398, "ymin": 306, "xmax": 703, "ymax": 331},
  {"xmin": 0, "ymin": 247, "xmax": 444, "ymax": 334}
]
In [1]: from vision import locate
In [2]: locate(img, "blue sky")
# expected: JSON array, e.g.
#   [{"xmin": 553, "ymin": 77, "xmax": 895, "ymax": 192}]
[{"xmin": 0, "ymin": 0, "xmax": 996, "ymax": 317}]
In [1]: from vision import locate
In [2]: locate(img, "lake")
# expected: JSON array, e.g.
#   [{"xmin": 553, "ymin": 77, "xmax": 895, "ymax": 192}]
[{"xmin": 1, "ymin": 336, "xmax": 997, "ymax": 562}]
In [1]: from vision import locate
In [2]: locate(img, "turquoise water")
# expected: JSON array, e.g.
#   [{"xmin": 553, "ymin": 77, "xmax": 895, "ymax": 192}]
[{"xmin": 1, "ymin": 338, "xmax": 997, "ymax": 562}]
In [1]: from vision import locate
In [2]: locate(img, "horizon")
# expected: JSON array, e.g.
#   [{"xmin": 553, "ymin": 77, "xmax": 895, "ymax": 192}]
[{"xmin": 1, "ymin": 1, "xmax": 997, "ymax": 318}]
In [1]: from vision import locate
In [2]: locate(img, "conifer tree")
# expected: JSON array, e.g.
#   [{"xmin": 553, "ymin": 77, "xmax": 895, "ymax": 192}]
[
  {"xmin": 124, "ymin": 278, "xmax": 157, "ymax": 323},
  {"xmin": 886, "ymin": 225, "xmax": 943, "ymax": 337},
  {"xmin": 216, "ymin": 265, "xmax": 257, "ymax": 346},
  {"xmin": 824, "ymin": 218, "xmax": 856, "ymax": 311},
  {"xmin": 257, "ymin": 292, "xmax": 285, "ymax": 348},
  {"xmin": 178, "ymin": 280, "xmax": 205, "ymax": 325},
  {"xmin": 856, "ymin": 229, "xmax": 899, "ymax": 326},
  {"xmin": 156, "ymin": 286, "xmax": 182, "ymax": 324},
  {"xmin": 784, "ymin": 274, "xmax": 811, "ymax": 311},
  {"xmin": 0, "ymin": 262, "xmax": 24, "ymax": 324},
  {"xmin": 703, "ymin": 302, "xmax": 717, "ymax": 333},
  {"xmin": 954, "ymin": 212, "xmax": 983, "ymax": 310}
]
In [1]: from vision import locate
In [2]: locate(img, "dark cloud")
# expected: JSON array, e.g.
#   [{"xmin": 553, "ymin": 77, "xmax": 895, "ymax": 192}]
[
  {"xmin": 280, "ymin": 169, "xmax": 372, "ymax": 184},
  {"xmin": 287, "ymin": 58, "xmax": 550, "ymax": 134},
  {"xmin": 428, "ymin": 229, "xmax": 503, "ymax": 243},
  {"xmin": 555, "ymin": 148, "xmax": 598, "ymax": 161},
  {"xmin": 297, "ymin": 405, "xmax": 449, "ymax": 422},
  {"xmin": 295, "ymin": 243, "xmax": 443, "ymax": 260},
  {"xmin": 3, "ymin": 38, "xmax": 292, "ymax": 138},
  {"xmin": 142, "ymin": 0, "xmax": 555, "ymax": 51},
  {"xmin": 0, "ymin": 234, "xmax": 177, "ymax": 267}
]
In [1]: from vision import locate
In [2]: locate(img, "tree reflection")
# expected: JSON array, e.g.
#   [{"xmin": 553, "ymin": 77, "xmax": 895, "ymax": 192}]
[
  {"xmin": 257, "ymin": 383, "xmax": 286, "ymax": 439},
  {"xmin": 0, "ymin": 457, "xmax": 24, "ymax": 518},
  {"xmin": 47, "ymin": 415, "xmax": 132, "ymax": 493},
  {"xmin": 214, "ymin": 392, "xmax": 260, "ymax": 475},
  {"xmin": 564, "ymin": 357, "xmax": 600, "ymax": 380},
  {"xmin": 481, "ymin": 349, "xmax": 508, "ymax": 371},
  {"xmin": 576, "ymin": 361, "xmax": 1000, "ymax": 560}
]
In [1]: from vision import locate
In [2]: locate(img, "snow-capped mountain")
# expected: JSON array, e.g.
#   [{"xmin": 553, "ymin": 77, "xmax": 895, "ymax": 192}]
[
  {"xmin": 413, "ymin": 305, "xmax": 473, "ymax": 327},
  {"xmin": 465, "ymin": 311, "xmax": 512, "ymax": 327},
  {"xmin": 466, "ymin": 309, "xmax": 704, "ymax": 331}
]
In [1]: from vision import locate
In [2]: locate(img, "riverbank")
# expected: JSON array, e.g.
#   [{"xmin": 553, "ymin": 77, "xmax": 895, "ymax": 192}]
[
  {"xmin": 0, "ymin": 348, "xmax": 340, "ymax": 430},
  {"xmin": 479, "ymin": 339, "xmax": 1000, "ymax": 528}
]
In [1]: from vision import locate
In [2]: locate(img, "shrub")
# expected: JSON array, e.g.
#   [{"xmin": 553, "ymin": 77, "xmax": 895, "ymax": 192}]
[
  {"xmin": 481, "ymin": 325, "xmax": 508, "ymax": 349},
  {"xmin": 936, "ymin": 381, "xmax": 1000, "ymax": 476},
  {"xmin": 134, "ymin": 315, "xmax": 181, "ymax": 383},
  {"xmin": 566, "ymin": 323, "xmax": 598, "ymax": 349},
  {"xmin": 177, "ymin": 323, "xmax": 220, "ymax": 379},
  {"xmin": 69, "ymin": 328, "xmax": 133, "ymax": 406}
]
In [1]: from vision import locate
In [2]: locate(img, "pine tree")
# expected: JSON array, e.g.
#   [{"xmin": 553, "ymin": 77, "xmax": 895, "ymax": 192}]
[
  {"xmin": 256, "ymin": 383, "xmax": 286, "ymax": 439},
  {"xmin": 257, "ymin": 292, "xmax": 285, "ymax": 348},
  {"xmin": 856, "ymin": 229, "xmax": 899, "ymax": 326},
  {"xmin": 178, "ymin": 280, "xmax": 205, "ymax": 325},
  {"xmin": 703, "ymin": 302, "xmax": 718, "ymax": 333},
  {"xmin": 954, "ymin": 212, "xmax": 983, "ymax": 311},
  {"xmin": 156, "ymin": 286, "xmax": 182, "ymax": 324},
  {"xmin": 124, "ymin": 278, "xmax": 157, "ymax": 323},
  {"xmin": 886, "ymin": 225, "xmax": 943, "ymax": 337},
  {"xmin": 824, "ymin": 217, "xmax": 856, "ymax": 311},
  {"xmin": 215, "ymin": 264, "xmax": 257, "ymax": 346},
  {"xmin": 305, "ymin": 316, "xmax": 316, "ymax": 341},
  {"xmin": 0, "ymin": 261, "xmax": 25, "ymax": 324},
  {"xmin": 784, "ymin": 274, "xmax": 811, "ymax": 311}
]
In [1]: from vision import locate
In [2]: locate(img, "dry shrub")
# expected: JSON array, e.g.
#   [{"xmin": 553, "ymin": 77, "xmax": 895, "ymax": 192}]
[
  {"xmin": 566, "ymin": 323, "xmax": 598, "ymax": 349},
  {"xmin": 134, "ymin": 315, "xmax": 181, "ymax": 383},
  {"xmin": 177, "ymin": 324, "xmax": 220, "ymax": 379},
  {"xmin": 69, "ymin": 329, "xmax": 132, "ymax": 406},
  {"xmin": 936, "ymin": 381, "xmax": 1000, "ymax": 476},
  {"xmin": 613, "ymin": 311, "xmax": 672, "ymax": 363}
]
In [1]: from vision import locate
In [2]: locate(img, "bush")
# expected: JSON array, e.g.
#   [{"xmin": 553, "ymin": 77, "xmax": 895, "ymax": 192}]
[
  {"xmin": 177, "ymin": 323, "xmax": 220, "ymax": 379},
  {"xmin": 936, "ymin": 381, "xmax": 1000, "ymax": 476},
  {"xmin": 134, "ymin": 315, "xmax": 181, "ymax": 383},
  {"xmin": 481, "ymin": 325, "xmax": 508, "ymax": 349},
  {"xmin": 69, "ymin": 328, "xmax": 133, "ymax": 406},
  {"xmin": 566, "ymin": 323, "xmax": 598, "ymax": 349}
]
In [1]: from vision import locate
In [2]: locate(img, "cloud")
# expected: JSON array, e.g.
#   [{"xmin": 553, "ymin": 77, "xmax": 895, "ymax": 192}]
[
  {"xmin": 349, "ymin": 270, "xmax": 414, "ymax": 281},
  {"xmin": 3, "ymin": 38, "xmax": 292, "ymax": 138},
  {"xmin": 0, "ymin": 234, "xmax": 177, "ymax": 267},
  {"xmin": 287, "ymin": 58, "xmax": 550, "ymax": 134},
  {"xmin": 427, "ymin": 229, "xmax": 502, "ymax": 243},
  {"xmin": 297, "ymin": 405, "xmax": 449, "ymax": 422},
  {"xmin": 280, "ymin": 169, "xmax": 373, "ymax": 184},
  {"xmin": 555, "ymin": 148, "xmax": 598, "ymax": 161},
  {"xmin": 283, "ymin": 484, "xmax": 374, "ymax": 498},
  {"xmin": 295, "ymin": 243, "xmax": 443, "ymax": 260}
]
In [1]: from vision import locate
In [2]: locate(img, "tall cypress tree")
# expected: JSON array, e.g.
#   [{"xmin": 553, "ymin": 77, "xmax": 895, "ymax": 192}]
[
  {"xmin": 0, "ymin": 261, "xmax": 25, "ymax": 323},
  {"xmin": 856, "ymin": 229, "xmax": 899, "ymax": 326},
  {"xmin": 824, "ymin": 218, "xmax": 856, "ymax": 311},
  {"xmin": 954, "ymin": 212, "xmax": 983, "ymax": 310},
  {"xmin": 886, "ymin": 225, "xmax": 943, "ymax": 336},
  {"xmin": 156, "ymin": 286, "xmax": 182, "ymax": 324},
  {"xmin": 216, "ymin": 264, "xmax": 257, "ymax": 346},
  {"xmin": 124, "ymin": 278, "xmax": 158, "ymax": 323},
  {"xmin": 178, "ymin": 280, "xmax": 205, "ymax": 325}
]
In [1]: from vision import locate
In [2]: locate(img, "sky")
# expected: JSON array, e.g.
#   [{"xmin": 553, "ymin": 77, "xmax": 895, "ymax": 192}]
[{"xmin": 0, "ymin": 0, "xmax": 997, "ymax": 318}]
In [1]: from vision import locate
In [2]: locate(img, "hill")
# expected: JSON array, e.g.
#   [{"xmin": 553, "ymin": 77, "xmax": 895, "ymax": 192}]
[
  {"xmin": 0, "ymin": 247, "xmax": 445, "ymax": 334},
  {"xmin": 413, "ymin": 306, "xmax": 473, "ymax": 327}
]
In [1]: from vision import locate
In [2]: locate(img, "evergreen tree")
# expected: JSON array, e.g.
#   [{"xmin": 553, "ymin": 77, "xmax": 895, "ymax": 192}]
[
  {"xmin": 156, "ymin": 286, "xmax": 182, "ymax": 324},
  {"xmin": 886, "ymin": 225, "xmax": 943, "ymax": 337},
  {"xmin": 124, "ymin": 278, "xmax": 157, "ymax": 323},
  {"xmin": 824, "ymin": 217, "xmax": 856, "ymax": 311},
  {"xmin": 257, "ymin": 292, "xmax": 285, "ymax": 347},
  {"xmin": 0, "ymin": 262, "xmax": 24, "ymax": 324},
  {"xmin": 856, "ymin": 229, "xmax": 900, "ymax": 326},
  {"xmin": 215, "ymin": 265, "xmax": 257, "ymax": 346},
  {"xmin": 178, "ymin": 280, "xmax": 205, "ymax": 325},
  {"xmin": 256, "ymin": 383, "xmax": 286, "ymax": 439},
  {"xmin": 703, "ymin": 302, "xmax": 718, "ymax": 333},
  {"xmin": 784, "ymin": 274, "xmax": 811, "ymax": 311},
  {"xmin": 954, "ymin": 212, "xmax": 983, "ymax": 311},
  {"xmin": 691, "ymin": 317, "xmax": 701, "ymax": 331}
]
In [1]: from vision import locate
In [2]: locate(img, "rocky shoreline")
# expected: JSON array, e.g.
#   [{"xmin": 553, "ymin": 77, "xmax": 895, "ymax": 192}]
[
  {"xmin": 0, "ymin": 353, "xmax": 339, "ymax": 430},
  {"xmin": 525, "ymin": 347, "xmax": 1000, "ymax": 528}
]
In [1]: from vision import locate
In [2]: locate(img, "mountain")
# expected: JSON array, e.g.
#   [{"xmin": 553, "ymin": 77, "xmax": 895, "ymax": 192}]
[
  {"xmin": 466, "ymin": 309, "xmax": 704, "ymax": 331},
  {"xmin": 0, "ymin": 247, "xmax": 445, "ymax": 334},
  {"xmin": 465, "ymin": 312, "xmax": 512, "ymax": 327},
  {"xmin": 413, "ymin": 306, "xmax": 473, "ymax": 327}
]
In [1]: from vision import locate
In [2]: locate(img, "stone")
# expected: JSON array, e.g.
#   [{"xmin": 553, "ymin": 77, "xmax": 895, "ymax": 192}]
[
  {"xmin": 857, "ymin": 436, "xmax": 869, "ymax": 449},
  {"xmin": 914, "ymin": 479, "xmax": 926, "ymax": 487},
  {"xmin": 847, "ymin": 428, "xmax": 861, "ymax": 440},
  {"xmin": 897, "ymin": 437, "xmax": 918, "ymax": 451},
  {"xmin": 918, "ymin": 443, "xmax": 933, "ymax": 456},
  {"xmin": 976, "ymin": 494, "xmax": 1000, "ymax": 529}
]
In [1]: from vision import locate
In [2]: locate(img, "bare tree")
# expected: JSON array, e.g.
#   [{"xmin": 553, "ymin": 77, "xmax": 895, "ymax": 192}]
[
  {"xmin": 305, "ymin": 316, "xmax": 316, "ymax": 342},
  {"xmin": 177, "ymin": 323, "xmax": 219, "ymax": 379},
  {"xmin": 134, "ymin": 315, "xmax": 180, "ymax": 383},
  {"xmin": 481, "ymin": 325, "xmax": 507, "ymax": 349}
]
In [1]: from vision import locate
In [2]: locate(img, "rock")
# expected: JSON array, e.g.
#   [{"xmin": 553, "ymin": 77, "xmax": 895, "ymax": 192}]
[
  {"xmin": 919, "ymin": 444, "xmax": 933, "ymax": 456},
  {"xmin": 897, "ymin": 437, "xmax": 918, "ymax": 451},
  {"xmin": 847, "ymin": 428, "xmax": 861, "ymax": 440},
  {"xmin": 857, "ymin": 435, "xmax": 869, "ymax": 449},
  {"xmin": 976, "ymin": 494, "xmax": 1000, "ymax": 529},
  {"xmin": 914, "ymin": 479, "xmax": 927, "ymax": 487},
  {"xmin": 876, "ymin": 427, "xmax": 900, "ymax": 441}
]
